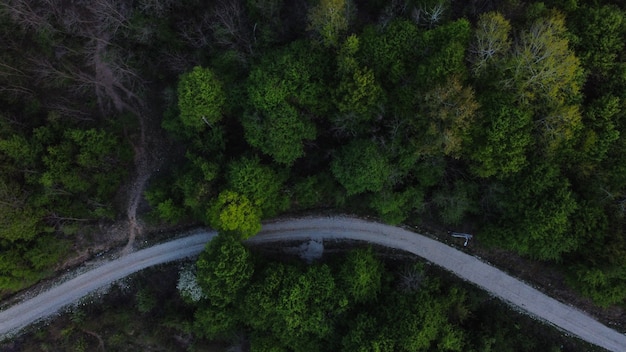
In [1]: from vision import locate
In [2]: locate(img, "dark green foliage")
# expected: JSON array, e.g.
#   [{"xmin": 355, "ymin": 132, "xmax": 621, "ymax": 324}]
[
  {"xmin": 331, "ymin": 139, "xmax": 390, "ymax": 196},
  {"xmin": 569, "ymin": 4, "xmax": 626, "ymax": 81},
  {"xmin": 338, "ymin": 248, "xmax": 383, "ymax": 304},
  {"xmin": 358, "ymin": 20, "xmax": 420, "ymax": 84},
  {"xmin": 368, "ymin": 187, "xmax": 424, "ymax": 225},
  {"xmin": 292, "ymin": 173, "xmax": 342, "ymax": 209},
  {"xmin": 193, "ymin": 244, "xmax": 483, "ymax": 351},
  {"xmin": 2, "ymin": 0, "xmax": 626, "ymax": 313},
  {"xmin": 433, "ymin": 180, "xmax": 479, "ymax": 226},
  {"xmin": 195, "ymin": 232, "xmax": 254, "ymax": 308},
  {"xmin": 481, "ymin": 163, "xmax": 579, "ymax": 261},
  {"xmin": 243, "ymin": 40, "xmax": 330, "ymax": 165},
  {"xmin": 332, "ymin": 35, "xmax": 387, "ymax": 136},
  {"xmin": 414, "ymin": 19, "xmax": 472, "ymax": 85},
  {"xmin": 469, "ymin": 92, "xmax": 533, "ymax": 178}
]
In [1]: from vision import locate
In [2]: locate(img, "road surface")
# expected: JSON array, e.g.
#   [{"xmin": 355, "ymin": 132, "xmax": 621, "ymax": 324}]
[{"xmin": 1, "ymin": 216, "xmax": 625, "ymax": 351}]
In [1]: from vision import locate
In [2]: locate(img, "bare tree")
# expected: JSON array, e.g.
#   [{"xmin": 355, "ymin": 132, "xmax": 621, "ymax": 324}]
[
  {"xmin": 136, "ymin": 0, "xmax": 176, "ymax": 18},
  {"xmin": 468, "ymin": 11, "xmax": 512, "ymax": 75},
  {"xmin": 2, "ymin": 0, "xmax": 55, "ymax": 33},
  {"xmin": 211, "ymin": 0, "xmax": 253, "ymax": 54},
  {"xmin": 178, "ymin": 12, "xmax": 213, "ymax": 49},
  {"xmin": 412, "ymin": 0, "xmax": 448, "ymax": 28}
]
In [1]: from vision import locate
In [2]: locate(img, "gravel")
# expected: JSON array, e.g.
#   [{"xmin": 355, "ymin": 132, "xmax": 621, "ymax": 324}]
[{"xmin": 1, "ymin": 216, "xmax": 624, "ymax": 351}]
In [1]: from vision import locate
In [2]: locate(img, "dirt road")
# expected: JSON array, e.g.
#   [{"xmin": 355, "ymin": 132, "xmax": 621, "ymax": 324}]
[{"xmin": 1, "ymin": 216, "xmax": 625, "ymax": 351}]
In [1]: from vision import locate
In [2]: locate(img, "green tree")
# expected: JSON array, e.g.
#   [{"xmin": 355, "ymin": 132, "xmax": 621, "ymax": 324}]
[
  {"xmin": 243, "ymin": 41, "xmax": 329, "ymax": 165},
  {"xmin": 415, "ymin": 76, "xmax": 479, "ymax": 158},
  {"xmin": 338, "ymin": 248, "xmax": 383, "ymax": 304},
  {"xmin": 569, "ymin": 5, "xmax": 626, "ymax": 81},
  {"xmin": 414, "ymin": 19, "xmax": 471, "ymax": 86},
  {"xmin": 331, "ymin": 139, "xmax": 390, "ymax": 196},
  {"xmin": 307, "ymin": 0, "xmax": 355, "ymax": 47},
  {"xmin": 481, "ymin": 163, "xmax": 579, "ymax": 261},
  {"xmin": 0, "ymin": 178, "xmax": 44, "ymax": 242},
  {"xmin": 196, "ymin": 232, "xmax": 254, "ymax": 307},
  {"xmin": 177, "ymin": 66, "xmax": 226, "ymax": 132},
  {"xmin": 469, "ymin": 92, "xmax": 533, "ymax": 178},
  {"xmin": 206, "ymin": 190, "xmax": 261, "ymax": 239},
  {"xmin": 332, "ymin": 35, "xmax": 386, "ymax": 136},
  {"xmin": 226, "ymin": 155, "xmax": 288, "ymax": 217},
  {"xmin": 358, "ymin": 19, "xmax": 419, "ymax": 85},
  {"xmin": 193, "ymin": 233, "xmax": 253, "ymax": 339},
  {"xmin": 368, "ymin": 187, "xmax": 424, "ymax": 225}
]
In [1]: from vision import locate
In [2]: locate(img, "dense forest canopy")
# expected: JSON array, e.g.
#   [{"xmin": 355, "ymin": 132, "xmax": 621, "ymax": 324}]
[{"xmin": 1, "ymin": 0, "xmax": 626, "ymax": 318}]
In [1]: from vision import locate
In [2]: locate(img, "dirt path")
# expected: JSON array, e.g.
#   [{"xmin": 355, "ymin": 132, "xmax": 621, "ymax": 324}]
[
  {"xmin": 121, "ymin": 137, "xmax": 150, "ymax": 254},
  {"xmin": 1, "ymin": 216, "xmax": 625, "ymax": 351}
]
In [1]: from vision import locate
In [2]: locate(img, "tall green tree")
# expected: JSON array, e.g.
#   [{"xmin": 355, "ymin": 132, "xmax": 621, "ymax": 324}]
[
  {"xmin": 206, "ymin": 190, "xmax": 261, "ymax": 239},
  {"xmin": 226, "ymin": 155, "xmax": 288, "ymax": 217},
  {"xmin": 243, "ymin": 41, "xmax": 329, "ymax": 165},
  {"xmin": 196, "ymin": 232, "xmax": 254, "ymax": 307},
  {"xmin": 194, "ymin": 232, "xmax": 254, "ymax": 339},
  {"xmin": 177, "ymin": 66, "xmax": 226, "ymax": 132},
  {"xmin": 337, "ymin": 248, "xmax": 383, "ymax": 304},
  {"xmin": 469, "ymin": 92, "xmax": 533, "ymax": 178},
  {"xmin": 331, "ymin": 139, "xmax": 390, "ymax": 196},
  {"xmin": 332, "ymin": 35, "xmax": 386, "ymax": 136},
  {"xmin": 481, "ymin": 163, "xmax": 579, "ymax": 261}
]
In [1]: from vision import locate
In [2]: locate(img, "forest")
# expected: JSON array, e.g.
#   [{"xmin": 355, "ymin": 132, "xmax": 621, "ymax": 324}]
[{"xmin": 0, "ymin": 0, "xmax": 626, "ymax": 345}]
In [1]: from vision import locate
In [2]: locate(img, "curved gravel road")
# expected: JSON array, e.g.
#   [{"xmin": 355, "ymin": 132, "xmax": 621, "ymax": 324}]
[{"xmin": 1, "ymin": 216, "xmax": 625, "ymax": 351}]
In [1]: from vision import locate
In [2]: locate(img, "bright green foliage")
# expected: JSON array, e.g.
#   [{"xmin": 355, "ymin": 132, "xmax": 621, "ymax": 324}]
[
  {"xmin": 196, "ymin": 232, "xmax": 254, "ymax": 307},
  {"xmin": 226, "ymin": 156, "xmax": 288, "ymax": 217},
  {"xmin": 177, "ymin": 66, "xmax": 226, "ymax": 132},
  {"xmin": 469, "ymin": 92, "xmax": 532, "ymax": 178},
  {"xmin": 244, "ymin": 41, "xmax": 328, "ymax": 164},
  {"xmin": 307, "ymin": 0, "xmax": 355, "ymax": 47},
  {"xmin": 331, "ymin": 139, "xmax": 390, "ymax": 196},
  {"xmin": 338, "ymin": 248, "xmax": 383, "ymax": 304},
  {"xmin": 206, "ymin": 190, "xmax": 261, "ymax": 239}
]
